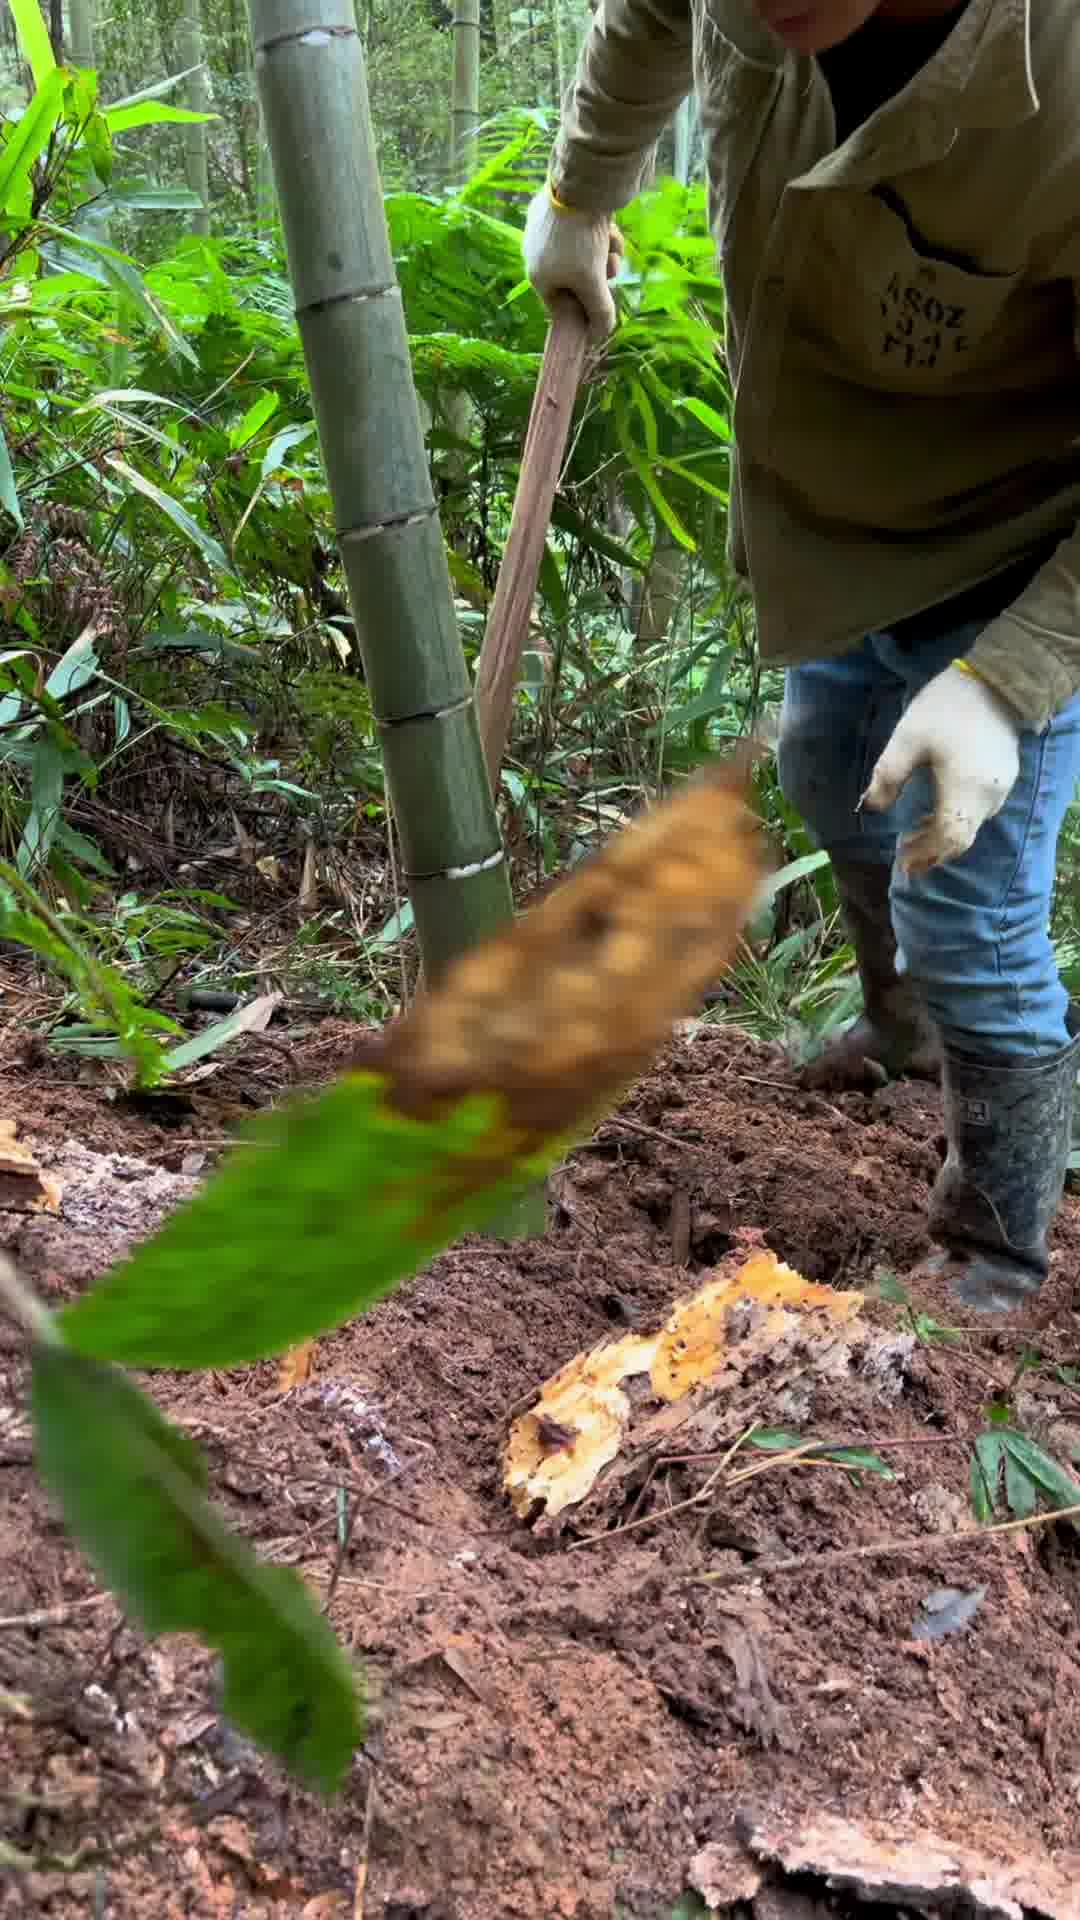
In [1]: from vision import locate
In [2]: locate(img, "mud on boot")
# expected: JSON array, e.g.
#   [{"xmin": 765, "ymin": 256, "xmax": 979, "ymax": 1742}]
[
  {"xmin": 796, "ymin": 857, "xmax": 940, "ymax": 1092},
  {"xmin": 925, "ymin": 1020, "xmax": 1080, "ymax": 1315}
]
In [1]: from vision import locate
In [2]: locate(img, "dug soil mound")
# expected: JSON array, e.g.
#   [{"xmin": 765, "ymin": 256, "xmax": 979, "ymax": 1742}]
[{"xmin": 1, "ymin": 1021, "xmax": 1079, "ymax": 1917}]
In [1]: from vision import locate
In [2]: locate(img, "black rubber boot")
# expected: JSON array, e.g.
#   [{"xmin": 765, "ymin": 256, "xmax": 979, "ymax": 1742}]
[
  {"xmin": 800, "ymin": 857, "xmax": 939, "ymax": 1091},
  {"xmin": 928, "ymin": 1020, "xmax": 1080, "ymax": 1313}
]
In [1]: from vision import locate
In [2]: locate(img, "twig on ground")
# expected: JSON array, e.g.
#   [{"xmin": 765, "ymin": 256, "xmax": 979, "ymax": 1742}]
[
  {"xmin": 353, "ymin": 1767, "xmax": 377, "ymax": 1918},
  {"xmin": 168, "ymin": 1433, "xmax": 434, "ymax": 1527},
  {"xmin": 689, "ymin": 1499, "xmax": 1080, "ymax": 1587},
  {"xmin": 732, "ymin": 1073, "xmax": 801, "ymax": 1093},
  {"xmin": 0, "ymin": 1593, "xmax": 113, "ymax": 1631},
  {"xmin": 591, "ymin": 1115, "xmax": 693, "ymax": 1151},
  {"xmin": 568, "ymin": 1436, "xmax": 821, "ymax": 1551}
]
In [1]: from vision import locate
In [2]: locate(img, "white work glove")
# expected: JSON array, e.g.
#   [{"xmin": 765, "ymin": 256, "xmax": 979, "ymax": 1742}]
[
  {"xmin": 861, "ymin": 663, "xmax": 1021, "ymax": 875},
  {"xmin": 522, "ymin": 185, "xmax": 623, "ymax": 343}
]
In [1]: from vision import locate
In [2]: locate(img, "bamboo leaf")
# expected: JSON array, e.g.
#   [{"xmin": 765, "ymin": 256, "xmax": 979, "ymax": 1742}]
[
  {"xmin": 84, "ymin": 110, "xmax": 114, "ymax": 185},
  {"xmin": 104, "ymin": 102, "xmax": 216, "ymax": 132},
  {"xmin": 1003, "ymin": 1444, "xmax": 1037, "ymax": 1520},
  {"xmin": 17, "ymin": 736, "xmax": 64, "ymax": 874},
  {"xmin": 614, "ymin": 390, "xmax": 695, "ymax": 552},
  {"xmin": 674, "ymin": 395, "xmax": 732, "ymax": 440},
  {"xmin": 759, "ymin": 850, "xmax": 832, "ymax": 905},
  {"xmin": 749, "ymin": 1432, "xmax": 894, "ymax": 1478},
  {"xmin": 549, "ymin": 499, "xmax": 646, "ymax": 573},
  {"xmin": 96, "ymin": 186, "xmax": 204, "ymax": 212},
  {"xmin": 162, "ymin": 992, "xmax": 282, "ymax": 1072},
  {"xmin": 971, "ymin": 1430, "xmax": 1004, "ymax": 1522},
  {"xmin": 538, "ymin": 542, "xmax": 568, "ymax": 624},
  {"xmin": 229, "ymin": 390, "xmax": 279, "ymax": 451},
  {"xmin": 1000, "ymin": 1428, "xmax": 1080, "ymax": 1510},
  {"xmin": 0, "ymin": 418, "xmax": 23, "ymax": 529},
  {"xmin": 653, "ymin": 653, "xmax": 733, "ymax": 738},
  {"xmin": 84, "ymin": 386, "xmax": 192, "ymax": 411},
  {"xmin": 32, "ymin": 1344, "xmax": 361, "ymax": 1793},
  {"xmin": 107, "ymin": 66, "xmax": 207, "ymax": 109},
  {"xmin": 39, "ymin": 222, "xmax": 198, "ymax": 365},
  {"xmin": 53, "ymin": 818, "xmax": 115, "ymax": 875},
  {"xmin": 814, "ymin": 1445, "xmax": 895, "ymax": 1478},
  {"xmin": 0, "ymin": 68, "xmax": 64, "ymax": 215},
  {"xmin": 6, "ymin": 0, "xmax": 56, "ymax": 88},
  {"xmin": 105, "ymin": 456, "xmax": 230, "ymax": 574},
  {"xmin": 628, "ymin": 376, "xmax": 660, "ymax": 460},
  {"xmin": 45, "ymin": 629, "xmax": 100, "ymax": 700},
  {"xmin": 655, "ymin": 456, "xmax": 729, "ymax": 504},
  {"xmin": 261, "ymin": 421, "xmax": 316, "ymax": 481},
  {"xmin": 370, "ymin": 899, "xmax": 414, "ymax": 948}
]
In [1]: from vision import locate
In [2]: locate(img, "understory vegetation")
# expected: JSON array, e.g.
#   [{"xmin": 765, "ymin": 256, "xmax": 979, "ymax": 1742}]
[
  {"xmin": 2, "ymin": 51, "xmax": 1080, "ymax": 1087},
  {"xmin": 3, "ymin": 9, "xmax": 1080, "ymax": 1900}
]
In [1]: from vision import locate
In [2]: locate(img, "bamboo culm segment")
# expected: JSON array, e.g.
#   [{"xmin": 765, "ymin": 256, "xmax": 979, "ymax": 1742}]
[{"xmin": 249, "ymin": 0, "xmax": 512, "ymax": 984}]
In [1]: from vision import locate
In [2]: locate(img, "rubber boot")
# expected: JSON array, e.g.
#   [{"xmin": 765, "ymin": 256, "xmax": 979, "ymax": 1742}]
[
  {"xmin": 928, "ymin": 1019, "xmax": 1080, "ymax": 1313},
  {"xmin": 800, "ymin": 857, "xmax": 939, "ymax": 1091}
]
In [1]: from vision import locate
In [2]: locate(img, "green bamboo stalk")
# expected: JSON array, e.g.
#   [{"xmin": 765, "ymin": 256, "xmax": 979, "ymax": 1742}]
[
  {"xmin": 180, "ymin": 0, "xmax": 210, "ymax": 237},
  {"xmin": 253, "ymin": 93, "xmax": 277, "ymax": 232},
  {"xmin": 449, "ymin": 0, "xmax": 479, "ymax": 183},
  {"xmin": 67, "ymin": 0, "xmax": 112, "ymax": 251},
  {"xmin": 247, "ymin": 0, "xmax": 512, "ymax": 986},
  {"xmin": 68, "ymin": 0, "xmax": 95, "ymax": 67}
]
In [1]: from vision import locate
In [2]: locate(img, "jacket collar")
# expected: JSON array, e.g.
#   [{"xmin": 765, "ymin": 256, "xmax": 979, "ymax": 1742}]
[
  {"xmin": 790, "ymin": 0, "xmax": 1039, "ymax": 187},
  {"xmin": 913, "ymin": 0, "xmax": 1037, "ymax": 130}
]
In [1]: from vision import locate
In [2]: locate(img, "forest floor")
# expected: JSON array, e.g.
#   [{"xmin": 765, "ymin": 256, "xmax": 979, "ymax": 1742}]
[{"xmin": 2, "ymin": 1015, "xmax": 1080, "ymax": 1918}]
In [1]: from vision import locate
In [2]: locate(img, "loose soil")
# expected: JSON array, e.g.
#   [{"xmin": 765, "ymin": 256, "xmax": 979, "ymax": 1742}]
[{"xmin": 2, "ymin": 1019, "xmax": 1080, "ymax": 1917}]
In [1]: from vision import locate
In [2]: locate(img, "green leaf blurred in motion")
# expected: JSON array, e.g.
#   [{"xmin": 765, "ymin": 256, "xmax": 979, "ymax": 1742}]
[
  {"xmin": 60, "ymin": 1072, "xmax": 553, "ymax": 1368},
  {"xmin": 32, "ymin": 1344, "xmax": 362, "ymax": 1793}
]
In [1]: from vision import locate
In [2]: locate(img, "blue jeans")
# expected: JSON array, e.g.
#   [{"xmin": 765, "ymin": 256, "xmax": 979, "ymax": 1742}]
[{"xmin": 777, "ymin": 621, "xmax": 1080, "ymax": 1059}]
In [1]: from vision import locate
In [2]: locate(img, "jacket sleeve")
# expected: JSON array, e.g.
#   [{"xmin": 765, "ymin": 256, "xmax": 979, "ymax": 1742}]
[
  {"xmin": 962, "ymin": 250, "xmax": 1080, "ymax": 733},
  {"xmin": 966, "ymin": 538, "xmax": 1080, "ymax": 731},
  {"xmin": 550, "ymin": 0, "xmax": 694, "ymax": 214}
]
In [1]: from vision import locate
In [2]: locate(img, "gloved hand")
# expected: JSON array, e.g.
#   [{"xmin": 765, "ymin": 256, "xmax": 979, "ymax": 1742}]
[
  {"xmin": 861, "ymin": 663, "xmax": 1021, "ymax": 874},
  {"xmin": 523, "ymin": 185, "xmax": 623, "ymax": 342}
]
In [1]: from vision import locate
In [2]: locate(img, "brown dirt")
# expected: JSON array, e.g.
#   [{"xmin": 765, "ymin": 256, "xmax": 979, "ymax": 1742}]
[{"xmin": 2, "ymin": 1020, "xmax": 1080, "ymax": 1917}]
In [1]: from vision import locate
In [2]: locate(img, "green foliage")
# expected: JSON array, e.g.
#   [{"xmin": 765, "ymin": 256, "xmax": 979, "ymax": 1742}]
[
  {"xmin": 970, "ymin": 1422, "xmax": 1080, "ymax": 1524},
  {"xmin": 874, "ymin": 1271, "xmax": 964, "ymax": 1345},
  {"xmin": 59, "ymin": 1072, "xmax": 556, "ymax": 1369},
  {"xmin": 32, "ymin": 1340, "xmax": 361, "ymax": 1793},
  {"xmin": 0, "ymin": 861, "xmax": 183, "ymax": 1084},
  {"xmin": 8, "ymin": 0, "xmax": 56, "ymax": 89},
  {"xmin": 392, "ymin": 132, "xmax": 734, "ymax": 613},
  {"xmin": 749, "ymin": 1429, "xmax": 895, "ymax": 1481}
]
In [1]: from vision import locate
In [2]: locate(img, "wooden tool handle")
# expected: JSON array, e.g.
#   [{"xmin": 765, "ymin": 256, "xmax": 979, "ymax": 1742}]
[{"xmin": 473, "ymin": 292, "xmax": 589, "ymax": 786}]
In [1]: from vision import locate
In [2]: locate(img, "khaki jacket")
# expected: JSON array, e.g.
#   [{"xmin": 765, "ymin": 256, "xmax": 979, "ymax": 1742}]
[{"xmin": 551, "ymin": 0, "xmax": 1080, "ymax": 730}]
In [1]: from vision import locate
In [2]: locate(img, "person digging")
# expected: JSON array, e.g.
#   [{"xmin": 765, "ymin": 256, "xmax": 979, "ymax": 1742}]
[{"xmin": 522, "ymin": 0, "xmax": 1080, "ymax": 1317}]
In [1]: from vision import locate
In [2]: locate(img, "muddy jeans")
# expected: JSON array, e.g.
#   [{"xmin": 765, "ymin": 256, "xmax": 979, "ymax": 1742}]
[{"xmin": 777, "ymin": 612, "xmax": 1080, "ymax": 1060}]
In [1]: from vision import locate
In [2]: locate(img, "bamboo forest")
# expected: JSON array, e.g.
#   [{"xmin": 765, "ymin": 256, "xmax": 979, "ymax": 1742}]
[{"xmin": 1, "ymin": 1, "xmax": 1080, "ymax": 1915}]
